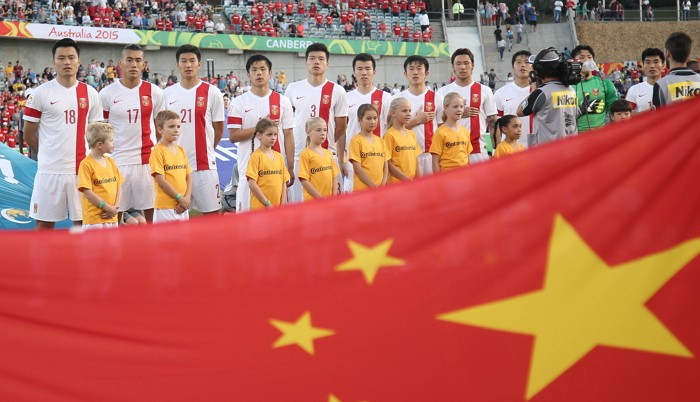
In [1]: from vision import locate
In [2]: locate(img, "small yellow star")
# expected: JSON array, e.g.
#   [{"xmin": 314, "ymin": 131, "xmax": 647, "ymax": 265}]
[
  {"xmin": 336, "ymin": 239, "xmax": 405, "ymax": 284},
  {"xmin": 270, "ymin": 311, "xmax": 335, "ymax": 355},
  {"xmin": 328, "ymin": 395, "xmax": 341, "ymax": 402},
  {"xmin": 438, "ymin": 215, "xmax": 700, "ymax": 400}
]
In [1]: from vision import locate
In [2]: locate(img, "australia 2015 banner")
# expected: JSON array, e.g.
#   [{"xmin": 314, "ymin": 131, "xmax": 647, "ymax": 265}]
[{"xmin": 1, "ymin": 98, "xmax": 699, "ymax": 401}]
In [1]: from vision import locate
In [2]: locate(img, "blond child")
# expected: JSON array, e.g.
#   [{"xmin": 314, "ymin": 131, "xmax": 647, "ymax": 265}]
[
  {"xmin": 493, "ymin": 115, "xmax": 525, "ymax": 158},
  {"xmin": 429, "ymin": 92, "xmax": 473, "ymax": 172},
  {"xmin": 298, "ymin": 117, "xmax": 340, "ymax": 200},
  {"xmin": 246, "ymin": 118, "xmax": 290, "ymax": 209},
  {"xmin": 349, "ymin": 104, "xmax": 389, "ymax": 190},
  {"xmin": 384, "ymin": 97, "xmax": 422, "ymax": 182},
  {"xmin": 77, "ymin": 122, "xmax": 124, "ymax": 229},
  {"xmin": 149, "ymin": 110, "xmax": 192, "ymax": 223}
]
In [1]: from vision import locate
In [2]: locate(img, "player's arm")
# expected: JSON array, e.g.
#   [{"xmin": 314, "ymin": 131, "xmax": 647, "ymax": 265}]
[
  {"xmin": 229, "ymin": 126, "xmax": 255, "ymax": 142},
  {"xmin": 23, "ymin": 121, "xmax": 39, "ymax": 154},
  {"xmin": 406, "ymin": 105, "xmax": 432, "ymax": 130},
  {"xmin": 283, "ymin": 127, "xmax": 295, "ymax": 187},
  {"xmin": 213, "ymin": 120, "xmax": 224, "ymax": 147},
  {"xmin": 334, "ymin": 116, "xmax": 347, "ymax": 176},
  {"xmin": 351, "ymin": 160, "xmax": 376, "ymax": 188},
  {"xmin": 431, "ymin": 153, "xmax": 441, "ymax": 173},
  {"xmin": 604, "ymin": 79, "xmax": 618, "ymax": 113}
]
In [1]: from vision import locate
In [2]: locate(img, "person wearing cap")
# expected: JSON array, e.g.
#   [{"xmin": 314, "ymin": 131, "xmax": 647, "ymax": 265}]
[
  {"xmin": 571, "ymin": 45, "xmax": 617, "ymax": 132},
  {"xmin": 517, "ymin": 47, "xmax": 578, "ymax": 146}
]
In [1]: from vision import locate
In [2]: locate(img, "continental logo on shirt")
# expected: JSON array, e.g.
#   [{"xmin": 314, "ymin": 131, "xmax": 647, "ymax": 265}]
[
  {"xmin": 552, "ymin": 91, "xmax": 577, "ymax": 108},
  {"xmin": 310, "ymin": 166, "xmax": 333, "ymax": 174},
  {"xmin": 361, "ymin": 151, "xmax": 385, "ymax": 158},
  {"xmin": 258, "ymin": 169, "xmax": 283, "ymax": 176},
  {"xmin": 93, "ymin": 177, "xmax": 117, "ymax": 186},
  {"xmin": 395, "ymin": 145, "xmax": 417, "ymax": 152},
  {"xmin": 445, "ymin": 141, "xmax": 468, "ymax": 148},
  {"xmin": 668, "ymin": 82, "xmax": 700, "ymax": 101},
  {"xmin": 164, "ymin": 164, "xmax": 187, "ymax": 171}
]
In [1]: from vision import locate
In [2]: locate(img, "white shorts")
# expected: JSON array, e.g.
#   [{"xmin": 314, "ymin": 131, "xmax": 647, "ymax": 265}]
[
  {"xmin": 288, "ymin": 159, "xmax": 303, "ymax": 203},
  {"xmin": 469, "ymin": 153, "xmax": 491, "ymax": 164},
  {"xmin": 29, "ymin": 172, "xmax": 82, "ymax": 222},
  {"xmin": 235, "ymin": 169, "xmax": 251, "ymax": 213},
  {"xmin": 118, "ymin": 164, "xmax": 154, "ymax": 211},
  {"xmin": 342, "ymin": 161, "xmax": 354, "ymax": 193},
  {"xmin": 154, "ymin": 208, "xmax": 189, "ymax": 223},
  {"xmin": 81, "ymin": 222, "xmax": 119, "ymax": 230},
  {"xmin": 191, "ymin": 170, "xmax": 221, "ymax": 213}
]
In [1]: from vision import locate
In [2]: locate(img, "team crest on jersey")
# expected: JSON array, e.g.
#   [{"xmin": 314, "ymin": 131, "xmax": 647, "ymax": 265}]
[
  {"xmin": 270, "ymin": 105, "xmax": 279, "ymax": 117},
  {"xmin": 322, "ymin": 95, "xmax": 330, "ymax": 105},
  {"xmin": 79, "ymin": 98, "xmax": 87, "ymax": 109},
  {"xmin": 141, "ymin": 96, "xmax": 151, "ymax": 107},
  {"xmin": 372, "ymin": 100, "xmax": 380, "ymax": 107},
  {"xmin": 472, "ymin": 93, "xmax": 480, "ymax": 104},
  {"xmin": 592, "ymin": 88, "xmax": 600, "ymax": 97},
  {"xmin": 425, "ymin": 102, "xmax": 433, "ymax": 112},
  {"xmin": 196, "ymin": 96, "xmax": 205, "ymax": 107}
]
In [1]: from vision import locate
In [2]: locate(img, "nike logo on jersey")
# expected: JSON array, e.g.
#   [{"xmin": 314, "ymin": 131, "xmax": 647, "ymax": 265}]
[
  {"xmin": 296, "ymin": 96, "xmax": 305, "ymax": 99},
  {"xmin": 245, "ymin": 108, "xmax": 254, "ymax": 113},
  {"xmin": 349, "ymin": 104, "xmax": 357, "ymax": 108},
  {"xmin": 638, "ymin": 94, "xmax": 647, "ymax": 97},
  {"xmin": 113, "ymin": 99, "xmax": 124, "ymax": 104},
  {"xmin": 169, "ymin": 101, "xmax": 177, "ymax": 105},
  {"xmin": 50, "ymin": 101, "xmax": 60, "ymax": 105},
  {"xmin": 505, "ymin": 98, "xmax": 514, "ymax": 102}
]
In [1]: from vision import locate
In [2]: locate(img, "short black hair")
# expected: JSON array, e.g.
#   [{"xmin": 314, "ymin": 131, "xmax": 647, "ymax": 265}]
[
  {"xmin": 176, "ymin": 44, "xmax": 201, "ymax": 62},
  {"xmin": 246, "ymin": 54, "xmax": 272, "ymax": 72},
  {"xmin": 512, "ymin": 50, "xmax": 531, "ymax": 67},
  {"xmin": 403, "ymin": 55, "xmax": 430, "ymax": 72},
  {"xmin": 571, "ymin": 45, "xmax": 595, "ymax": 60},
  {"xmin": 352, "ymin": 53, "xmax": 376, "ymax": 70},
  {"xmin": 610, "ymin": 99, "xmax": 632, "ymax": 115},
  {"xmin": 665, "ymin": 32, "xmax": 693, "ymax": 63},
  {"xmin": 641, "ymin": 47, "xmax": 665, "ymax": 63},
  {"xmin": 52, "ymin": 38, "xmax": 80, "ymax": 59},
  {"xmin": 451, "ymin": 48, "xmax": 474, "ymax": 65},
  {"xmin": 305, "ymin": 42, "xmax": 330, "ymax": 60}
]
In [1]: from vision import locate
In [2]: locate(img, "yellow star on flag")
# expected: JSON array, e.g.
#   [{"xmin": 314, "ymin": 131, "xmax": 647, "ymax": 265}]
[
  {"xmin": 328, "ymin": 395, "xmax": 341, "ymax": 402},
  {"xmin": 270, "ymin": 311, "xmax": 335, "ymax": 355},
  {"xmin": 438, "ymin": 215, "xmax": 700, "ymax": 400},
  {"xmin": 336, "ymin": 239, "xmax": 405, "ymax": 284}
]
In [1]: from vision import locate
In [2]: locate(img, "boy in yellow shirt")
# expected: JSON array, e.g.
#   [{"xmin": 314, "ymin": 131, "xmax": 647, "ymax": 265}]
[
  {"xmin": 77, "ymin": 122, "xmax": 124, "ymax": 229},
  {"xmin": 149, "ymin": 110, "xmax": 192, "ymax": 223}
]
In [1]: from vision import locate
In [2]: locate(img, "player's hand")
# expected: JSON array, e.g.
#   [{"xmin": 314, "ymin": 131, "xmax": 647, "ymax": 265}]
[
  {"xmin": 286, "ymin": 166, "xmax": 295, "ymax": 187},
  {"xmin": 340, "ymin": 163, "xmax": 348, "ymax": 178},
  {"xmin": 463, "ymin": 106, "xmax": 479, "ymax": 117},
  {"xmin": 579, "ymin": 95, "xmax": 604, "ymax": 115},
  {"xmin": 415, "ymin": 105, "xmax": 435, "ymax": 124},
  {"xmin": 263, "ymin": 114, "xmax": 280, "ymax": 126}
]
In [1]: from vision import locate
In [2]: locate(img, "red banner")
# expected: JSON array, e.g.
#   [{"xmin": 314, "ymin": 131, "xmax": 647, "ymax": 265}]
[{"xmin": 1, "ymin": 98, "xmax": 700, "ymax": 401}]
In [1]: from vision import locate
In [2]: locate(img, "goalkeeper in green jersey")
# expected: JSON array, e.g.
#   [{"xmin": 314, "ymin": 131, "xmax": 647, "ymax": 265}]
[{"xmin": 571, "ymin": 45, "xmax": 618, "ymax": 132}]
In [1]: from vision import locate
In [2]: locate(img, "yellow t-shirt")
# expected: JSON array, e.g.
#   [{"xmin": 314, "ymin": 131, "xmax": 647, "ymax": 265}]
[
  {"xmin": 383, "ymin": 127, "xmax": 421, "ymax": 183},
  {"xmin": 149, "ymin": 142, "xmax": 191, "ymax": 209},
  {"xmin": 246, "ymin": 148, "xmax": 290, "ymax": 209},
  {"xmin": 494, "ymin": 141, "xmax": 525, "ymax": 158},
  {"xmin": 349, "ymin": 133, "xmax": 389, "ymax": 191},
  {"xmin": 77, "ymin": 155, "xmax": 124, "ymax": 224},
  {"xmin": 298, "ymin": 147, "xmax": 340, "ymax": 200},
  {"xmin": 429, "ymin": 124, "xmax": 472, "ymax": 171}
]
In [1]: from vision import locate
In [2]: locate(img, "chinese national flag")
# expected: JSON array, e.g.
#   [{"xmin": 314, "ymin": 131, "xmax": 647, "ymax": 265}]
[{"xmin": 1, "ymin": 98, "xmax": 700, "ymax": 402}]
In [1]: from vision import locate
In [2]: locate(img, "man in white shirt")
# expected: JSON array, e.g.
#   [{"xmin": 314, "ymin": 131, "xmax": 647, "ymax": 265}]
[
  {"xmin": 494, "ymin": 50, "xmax": 533, "ymax": 149},
  {"xmin": 164, "ymin": 44, "xmax": 225, "ymax": 214},
  {"xmin": 625, "ymin": 48, "xmax": 664, "ymax": 113},
  {"xmin": 23, "ymin": 38, "xmax": 103, "ymax": 229},
  {"xmin": 437, "ymin": 48, "xmax": 497, "ymax": 163},
  {"xmin": 284, "ymin": 43, "xmax": 348, "ymax": 201},
  {"xmin": 228, "ymin": 54, "xmax": 294, "ymax": 212},
  {"xmin": 419, "ymin": 10, "xmax": 430, "ymax": 32},
  {"xmin": 344, "ymin": 53, "xmax": 393, "ymax": 192},
  {"xmin": 99, "ymin": 44, "xmax": 165, "ymax": 222},
  {"xmin": 553, "ymin": 0, "xmax": 563, "ymax": 22}
]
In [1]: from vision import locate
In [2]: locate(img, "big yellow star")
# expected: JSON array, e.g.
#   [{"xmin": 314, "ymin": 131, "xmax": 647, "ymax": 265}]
[
  {"xmin": 336, "ymin": 239, "xmax": 405, "ymax": 284},
  {"xmin": 438, "ymin": 215, "xmax": 700, "ymax": 400},
  {"xmin": 270, "ymin": 311, "xmax": 335, "ymax": 355}
]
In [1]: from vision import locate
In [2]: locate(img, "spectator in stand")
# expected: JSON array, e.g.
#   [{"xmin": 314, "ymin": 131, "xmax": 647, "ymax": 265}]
[
  {"xmin": 215, "ymin": 18, "xmax": 225, "ymax": 33},
  {"xmin": 378, "ymin": 19, "xmax": 387, "ymax": 40},
  {"xmin": 419, "ymin": 9, "xmax": 429, "ymax": 32}
]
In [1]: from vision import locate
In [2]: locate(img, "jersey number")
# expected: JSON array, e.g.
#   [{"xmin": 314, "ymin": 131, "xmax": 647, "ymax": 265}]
[
  {"xmin": 64, "ymin": 110, "xmax": 76, "ymax": 124},
  {"xmin": 127, "ymin": 108, "xmax": 140, "ymax": 124},
  {"xmin": 180, "ymin": 108, "xmax": 192, "ymax": 123},
  {"xmin": 310, "ymin": 104, "xmax": 317, "ymax": 117}
]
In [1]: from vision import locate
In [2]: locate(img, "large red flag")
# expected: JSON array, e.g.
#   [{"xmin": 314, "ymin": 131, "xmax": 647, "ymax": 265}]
[{"xmin": 1, "ymin": 98, "xmax": 700, "ymax": 402}]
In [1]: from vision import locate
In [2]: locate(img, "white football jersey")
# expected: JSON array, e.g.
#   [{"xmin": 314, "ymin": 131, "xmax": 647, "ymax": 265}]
[
  {"xmin": 23, "ymin": 80, "xmax": 102, "ymax": 174},
  {"xmin": 100, "ymin": 80, "xmax": 165, "ymax": 166},
  {"xmin": 284, "ymin": 79, "xmax": 348, "ymax": 159},
  {"xmin": 437, "ymin": 81, "xmax": 497, "ymax": 155},
  {"xmin": 164, "ymin": 81, "xmax": 225, "ymax": 171},
  {"xmin": 625, "ymin": 81, "xmax": 654, "ymax": 112},
  {"xmin": 394, "ymin": 88, "xmax": 444, "ymax": 152},
  {"xmin": 227, "ymin": 89, "xmax": 294, "ymax": 176},
  {"xmin": 346, "ymin": 87, "xmax": 393, "ymax": 149},
  {"xmin": 494, "ymin": 81, "xmax": 532, "ymax": 149}
]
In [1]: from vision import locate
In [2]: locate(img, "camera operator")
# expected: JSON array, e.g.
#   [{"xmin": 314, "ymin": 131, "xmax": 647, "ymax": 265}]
[{"xmin": 517, "ymin": 47, "xmax": 581, "ymax": 147}]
